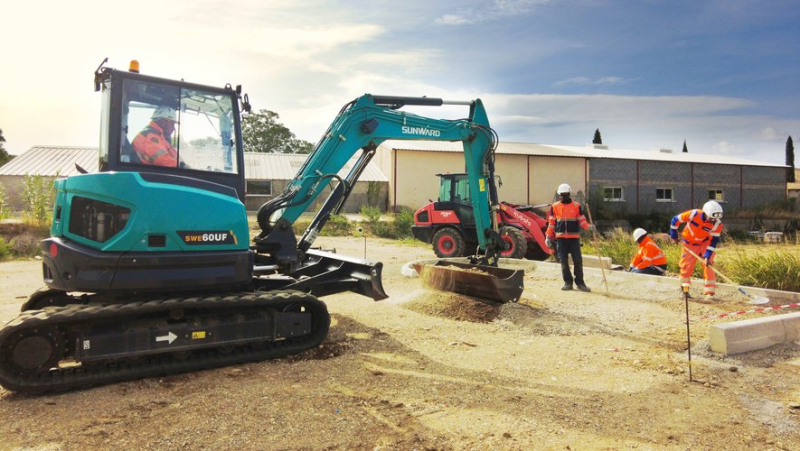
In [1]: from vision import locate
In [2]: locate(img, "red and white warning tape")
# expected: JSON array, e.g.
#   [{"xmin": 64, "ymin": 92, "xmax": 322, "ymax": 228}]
[{"xmin": 697, "ymin": 302, "xmax": 800, "ymax": 321}]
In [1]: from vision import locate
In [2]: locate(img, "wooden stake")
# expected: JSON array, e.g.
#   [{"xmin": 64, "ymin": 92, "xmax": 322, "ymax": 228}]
[{"xmin": 584, "ymin": 203, "xmax": 608, "ymax": 293}]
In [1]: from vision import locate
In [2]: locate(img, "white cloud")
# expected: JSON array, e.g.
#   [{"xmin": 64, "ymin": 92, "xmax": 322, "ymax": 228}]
[
  {"xmin": 434, "ymin": 14, "xmax": 475, "ymax": 25},
  {"xmin": 553, "ymin": 76, "xmax": 627, "ymax": 87},
  {"xmin": 434, "ymin": 0, "xmax": 552, "ymax": 25}
]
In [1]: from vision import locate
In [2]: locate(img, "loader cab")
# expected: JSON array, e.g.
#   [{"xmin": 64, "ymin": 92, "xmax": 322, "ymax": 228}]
[
  {"xmin": 96, "ymin": 67, "xmax": 247, "ymax": 201},
  {"xmin": 437, "ymin": 173, "xmax": 475, "ymax": 227}
]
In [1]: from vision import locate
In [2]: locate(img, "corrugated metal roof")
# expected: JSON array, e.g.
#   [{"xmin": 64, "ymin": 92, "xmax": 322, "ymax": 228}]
[
  {"xmin": 0, "ymin": 146, "xmax": 99, "ymax": 176},
  {"xmin": 381, "ymin": 140, "xmax": 785, "ymax": 168},
  {"xmin": 244, "ymin": 152, "xmax": 387, "ymax": 182},
  {"xmin": 0, "ymin": 147, "xmax": 388, "ymax": 182}
]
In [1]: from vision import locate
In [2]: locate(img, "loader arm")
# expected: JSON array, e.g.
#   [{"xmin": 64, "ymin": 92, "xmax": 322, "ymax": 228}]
[{"xmin": 254, "ymin": 94, "xmax": 502, "ymax": 267}]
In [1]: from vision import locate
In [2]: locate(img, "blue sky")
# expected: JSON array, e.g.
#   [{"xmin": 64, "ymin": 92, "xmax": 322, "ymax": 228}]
[{"xmin": 1, "ymin": 0, "xmax": 798, "ymax": 164}]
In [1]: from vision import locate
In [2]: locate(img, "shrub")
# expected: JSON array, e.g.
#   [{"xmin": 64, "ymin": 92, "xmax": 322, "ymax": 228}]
[
  {"xmin": 320, "ymin": 214, "xmax": 351, "ymax": 236},
  {"xmin": 360, "ymin": 205, "xmax": 381, "ymax": 227},
  {"xmin": 0, "ymin": 183, "xmax": 7, "ymax": 220},
  {"xmin": 9, "ymin": 233, "xmax": 40, "ymax": 258},
  {"xmin": 23, "ymin": 175, "xmax": 55, "ymax": 226},
  {"xmin": 391, "ymin": 207, "xmax": 415, "ymax": 239}
]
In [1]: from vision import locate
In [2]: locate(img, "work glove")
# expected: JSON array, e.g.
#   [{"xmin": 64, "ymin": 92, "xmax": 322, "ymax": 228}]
[
  {"xmin": 545, "ymin": 237, "xmax": 555, "ymax": 249},
  {"xmin": 626, "ymin": 266, "xmax": 633, "ymax": 272},
  {"xmin": 587, "ymin": 224, "xmax": 596, "ymax": 232}
]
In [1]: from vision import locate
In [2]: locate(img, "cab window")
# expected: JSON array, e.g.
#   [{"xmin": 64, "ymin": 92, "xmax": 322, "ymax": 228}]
[{"xmin": 120, "ymin": 79, "xmax": 238, "ymax": 174}]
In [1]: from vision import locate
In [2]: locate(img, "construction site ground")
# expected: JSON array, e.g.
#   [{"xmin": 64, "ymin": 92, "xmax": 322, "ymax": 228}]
[{"xmin": 1, "ymin": 236, "xmax": 799, "ymax": 450}]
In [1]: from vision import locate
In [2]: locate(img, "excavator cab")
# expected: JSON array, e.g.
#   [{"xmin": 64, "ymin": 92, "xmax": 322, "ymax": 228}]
[{"xmin": 96, "ymin": 63, "xmax": 246, "ymax": 200}]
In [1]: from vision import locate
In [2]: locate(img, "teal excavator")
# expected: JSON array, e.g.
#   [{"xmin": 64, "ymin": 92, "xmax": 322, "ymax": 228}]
[{"xmin": 0, "ymin": 60, "xmax": 523, "ymax": 393}]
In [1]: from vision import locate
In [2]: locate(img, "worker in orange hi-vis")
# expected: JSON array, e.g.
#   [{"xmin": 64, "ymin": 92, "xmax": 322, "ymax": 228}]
[
  {"xmin": 628, "ymin": 228, "xmax": 667, "ymax": 275},
  {"xmin": 669, "ymin": 201, "xmax": 724, "ymax": 301}
]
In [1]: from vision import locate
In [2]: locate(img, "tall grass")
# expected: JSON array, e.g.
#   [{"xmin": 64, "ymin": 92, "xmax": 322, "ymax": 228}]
[
  {"xmin": 722, "ymin": 250, "xmax": 800, "ymax": 292},
  {"xmin": 0, "ymin": 183, "xmax": 7, "ymax": 220}
]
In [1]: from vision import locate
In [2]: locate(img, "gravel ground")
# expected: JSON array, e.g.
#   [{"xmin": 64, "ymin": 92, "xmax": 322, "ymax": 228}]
[{"xmin": 0, "ymin": 236, "xmax": 799, "ymax": 450}]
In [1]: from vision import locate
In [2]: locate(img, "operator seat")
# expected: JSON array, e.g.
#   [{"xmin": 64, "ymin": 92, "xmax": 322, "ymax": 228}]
[{"xmin": 121, "ymin": 137, "xmax": 142, "ymax": 164}]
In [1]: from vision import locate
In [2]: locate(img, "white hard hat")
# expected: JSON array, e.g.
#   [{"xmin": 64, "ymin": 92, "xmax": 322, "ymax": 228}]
[
  {"xmin": 632, "ymin": 228, "xmax": 647, "ymax": 242},
  {"xmin": 557, "ymin": 183, "xmax": 572, "ymax": 195},
  {"xmin": 702, "ymin": 200, "xmax": 723, "ymax": 220},
  {"xmin": 152, "ymin": 106, "xmax": 178, "ymax": 122}
]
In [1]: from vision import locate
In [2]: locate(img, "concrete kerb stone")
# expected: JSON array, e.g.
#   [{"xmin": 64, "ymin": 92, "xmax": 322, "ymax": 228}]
[{"xmin": 709, "ymin": 312, "xmax": 800, "ymax": 355}]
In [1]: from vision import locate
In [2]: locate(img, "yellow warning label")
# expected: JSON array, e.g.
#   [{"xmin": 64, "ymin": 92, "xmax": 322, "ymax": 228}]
[
  {"xmin": 191, "ymin": 331, "xmax": 207, "ymax": 339},
  {"xmin": 479, "ymin": 178, "xmax": 486, "ymax": 192}
]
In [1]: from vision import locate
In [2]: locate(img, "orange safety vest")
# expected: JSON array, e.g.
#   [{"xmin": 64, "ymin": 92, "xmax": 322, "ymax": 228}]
[
  {"xmin": 132, "ymin": 121, "xmax": 179, "ymax": 167},
  {"xmin": 670, "ymin": 209, "xmax": 724, "ymax": 253},
  {"xmin": 630, "ymin": 236, "xmax": 667, "ymax": 270},
  {"xmin": 546, "ymin": 201, "xmax": 589, "ymax": 239}
]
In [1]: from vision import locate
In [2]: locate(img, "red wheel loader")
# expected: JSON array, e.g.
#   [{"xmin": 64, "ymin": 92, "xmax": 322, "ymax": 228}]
[{"xmin": 412, "ymin": 173, "xmax": 553, "ymax": 261}]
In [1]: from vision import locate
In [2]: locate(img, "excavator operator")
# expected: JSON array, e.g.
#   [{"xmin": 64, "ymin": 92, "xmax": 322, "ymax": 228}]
[{"xmin": 132, "ymin": 106, "xmax": 181, "ymax": 167}]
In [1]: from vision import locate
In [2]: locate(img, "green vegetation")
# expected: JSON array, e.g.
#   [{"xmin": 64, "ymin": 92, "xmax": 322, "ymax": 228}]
[
  {"xmin": 0, "ymin": 183, "xmax": 7, "ymax": 220},
  {"xmin": 22, "ymin": 175, "xmax": 55, "ymax": 226}
]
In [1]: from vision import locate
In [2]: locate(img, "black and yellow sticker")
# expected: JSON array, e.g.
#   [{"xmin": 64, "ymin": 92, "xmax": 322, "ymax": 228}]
[
  {"xmin": 191, "ymin": 331, "xmax": 207, "ymax": 340},
  {"xmin": 177, "ymin": 230, "xmax": 237, "ymax": 245}
]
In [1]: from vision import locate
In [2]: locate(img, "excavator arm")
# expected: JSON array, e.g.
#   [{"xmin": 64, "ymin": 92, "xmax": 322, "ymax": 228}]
[{"xmin": 254, "ymin": 94, "xmax": 505, "ymax": 268}]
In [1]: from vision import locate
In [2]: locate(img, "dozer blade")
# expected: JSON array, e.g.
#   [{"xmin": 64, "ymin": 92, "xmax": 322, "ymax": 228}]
[{"xmin": 413, "ymin": 261, "xmax": 524, "ymax": 304}]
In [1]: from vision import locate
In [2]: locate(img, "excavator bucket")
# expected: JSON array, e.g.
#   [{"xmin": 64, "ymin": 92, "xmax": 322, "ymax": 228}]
[{"xmin": 413, "ymin": 261, "xmax": 524, "ymax": 304}]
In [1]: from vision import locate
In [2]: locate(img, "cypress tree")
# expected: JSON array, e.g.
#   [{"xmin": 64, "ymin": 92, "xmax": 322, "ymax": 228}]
[
  {"xmin": 593, "ymin": 129, "xmax": 602, "ymax": 145},
  {"xmin": 682, "ymin": 140, "xmax": 688, "ymax": 153},
  {"xmin": 787, "ymin": 136, "xmax": 795, "ymax": 183}
]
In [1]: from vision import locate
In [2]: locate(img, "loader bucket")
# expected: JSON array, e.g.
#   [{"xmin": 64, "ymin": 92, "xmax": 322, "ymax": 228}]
[{"xmin": 413, "ymin": 261, "xmax": 524, "ymax": 304}]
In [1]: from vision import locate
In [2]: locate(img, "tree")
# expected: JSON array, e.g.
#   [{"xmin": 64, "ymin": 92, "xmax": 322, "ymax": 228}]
[
  {"xmin": 241, "ymin": 110, "xmax": 314, "ymax": 154},
  {"xmin": 592, "ymin": 129, "xmax": 602, "ymax": 145},
  {"xmin": 682, "ymin": 140, "xmax": 688, "ymax": 153},
  {"xmin": 0, "ymin": 129, "xmax": 11, "ymax": 167},
  {"xmin": 787, "ymin": 136, "xmax": 795, "ymax": 183}
]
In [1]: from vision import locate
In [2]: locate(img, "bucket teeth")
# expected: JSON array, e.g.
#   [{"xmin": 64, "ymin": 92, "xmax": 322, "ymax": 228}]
[{"xmin": 413, "ymin": 261, "xmax": 524, "ymax": 304}]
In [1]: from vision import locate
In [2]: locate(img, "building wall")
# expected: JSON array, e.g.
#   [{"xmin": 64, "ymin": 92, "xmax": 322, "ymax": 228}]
[
  {"xmin": 243, "ymin": 180, "xmax": 387, "ymax": 213},
  {"xmin": 0, "ymin": 176, "xmax": 27, "ymax": 212},
  {"xmin": 392, "ymin": 150, "xmax": 464, "ymax": 210},
  {"xmin": 589, "ymin": 159, "xmax": 787, "ymax": 217},
  {"xmin": 530, "ymin": 156, "xmax": 586, "ymax": 206},
  {"xmin": 741, "ymin": 166, "xmax": 786, "ymax": 209},
  {"xmin": 637, "ymin": 160, "xmax": 689, "ymax": 216},
  {"xmin": 494, "ymin": 154, "xmax": 530, "ymax": 205},
  {"xmin": 587, "ymin": 158, "xmax": 638, "ymax": 216}
]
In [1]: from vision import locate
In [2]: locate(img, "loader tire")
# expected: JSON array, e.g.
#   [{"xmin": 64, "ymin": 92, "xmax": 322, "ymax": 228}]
[
  {"xmin": 525, "ymin": 244, "xmax": 550, "ymax": 261},
  {"xmin": 432, "ymin": 228, "xmax": 466, "ymax": 258},
  {"xmin": 500, "ymin": 227, "xmax": 527, "ymax": 259}
]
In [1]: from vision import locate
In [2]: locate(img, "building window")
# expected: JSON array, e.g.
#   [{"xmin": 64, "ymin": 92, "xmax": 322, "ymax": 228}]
[
  {"xmin": 603, "ymin": 187, "xmax": 624, "ymax": 202},
  {"xmin": 656, "ymin": 188, "xmax": 674, "ymax": 202},
  {"xmin": 709, "ymin": 189, "xmax": 724, "ymax": 202},
  {"xmin": 248, "ymin": 180, "xmax": 272, "ymax": 196}
]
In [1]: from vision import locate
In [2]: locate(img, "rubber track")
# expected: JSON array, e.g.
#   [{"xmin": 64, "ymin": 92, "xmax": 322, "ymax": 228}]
[{"xmin": 0, "ymin": 290, "xmax": 330, "ymax": 394}]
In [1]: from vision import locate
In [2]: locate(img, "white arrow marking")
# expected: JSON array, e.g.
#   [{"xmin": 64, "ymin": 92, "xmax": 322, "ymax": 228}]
[{"xmin": 156, "ymin": 332, "xmax": 177, "ymax": 345}]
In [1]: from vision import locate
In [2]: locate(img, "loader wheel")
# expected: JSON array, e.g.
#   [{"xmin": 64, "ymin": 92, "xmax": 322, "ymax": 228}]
[
  {"xmin": 499, "ymin": 227, "xmax": 527, "ymax": 259},
  {"xmin": 432, "ymin": 228, "xmax": 466, "ymax": 258}
]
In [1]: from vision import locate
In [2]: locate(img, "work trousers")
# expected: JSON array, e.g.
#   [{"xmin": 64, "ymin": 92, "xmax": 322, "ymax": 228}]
[
  {"xmin": 679, "ymin": 241, "xmax": 717, "ymax": 295},
  {"xmin": 557, "ymin": 238, "xmax": 584, "ymax": 286},
  {"xmin": 631, "ymin": 264, "xmax": 667, "ymax": 276}
]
